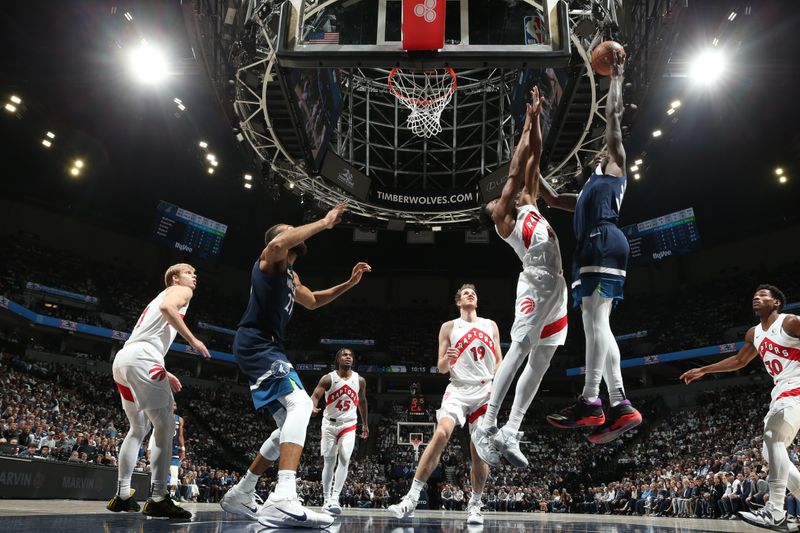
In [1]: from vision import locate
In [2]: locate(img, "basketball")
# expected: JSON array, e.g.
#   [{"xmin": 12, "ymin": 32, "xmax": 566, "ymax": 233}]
[{"xmin": 591, "ymin": 40, "xmax": 626, "ymax": 77}]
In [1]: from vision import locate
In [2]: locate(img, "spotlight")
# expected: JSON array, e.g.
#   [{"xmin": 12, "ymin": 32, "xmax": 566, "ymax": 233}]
[
  {"xmin": 173, "ymin": 97, "xmax": 182, "ymax": 104},
  {"xmin": 775, "ymin": 168, "xmax": 784, "ymax": 176},
  {"xmin": 69, "ymin": 167, "xmax": 80, "ymax": 176},
  {"xmin": 74, "ymin": 159, "xmax": 84, "ymax": 169},
  {"xmin": 206, "ymin": 154, "xmax": 216, "ymax": 161},
  {"xmin": 652, "ymin": 130, "xmax": 662, "ymax": 138},
  {"xmin": 210, "ymin": 160, "xmax": 219, "ymax": 167},
  {"xmin": 41, "ymin": 139, "xmax": 52, "ymax": 148},
  {"xmin": 712, "ymin": 37, "xmax": 719, "ymax": 47},
  {"xmin": 778, "ymin": 176, "xmax": 788, "ymax": 184},
  {"xmin": 128, "ymin": 41, "xmax": 168, "ymax": 85},
  {"xmin": 198, "ymin": 141, "xmax": 208, "ymax": 148},
  {"xmin": 9, "ymin": 95, "xmax": 21, "ymax": 104},
  {"xmin": 288, "ymin": 181, "xmax": 295, "ymax": 189},
  {"xmin": 728, "ymin": 11, "xmax": 737, "ymax": 21},
  {"xmin": 634, "ymin": 159, "xmax": 643, "ymax": 165},
  {"xmin": 666, "ymin": 108, "xmax": 675, "ymax": 115},
  {"xmin": 244, "ymin": 174, "xmax": 253, "ymax": 181},
  {"xmin": 46, "ymin": 131, "xmax": 55, "ymax": 139},
  {"xmin": 630, "ymin": 165, "xmax": 639, "ymax": 172},
  {"xmin": 177, "ymin": 103, "xmax": 186, "ymax": 111},
  {"xmin": 244, "ymin": 183, "xmax": 253, "ymax": 189},
  {"xmin": 124, "ymin": 12, "xmax": 133, "ymax": 21},
  {"xmin": 432, "ymin": 226, "xmax": 442, "ymax": 232},
  {"xmin": 690, "ymin": 50, "xmax": 726, "ymax": 85},
  {"xmin": 634, "ymin": 173, "xmax": 641, "ymax": 180},
  {"xmin": 207, "ymin": 167, "xmax": 214, "ymax": 174},
  {"xmin": 670, "ymin": 100, "xmax": 681, "ymax": 109},
  {"xmin": 4, "ymin": 103, "xmax": 17, "ymax": 113}
]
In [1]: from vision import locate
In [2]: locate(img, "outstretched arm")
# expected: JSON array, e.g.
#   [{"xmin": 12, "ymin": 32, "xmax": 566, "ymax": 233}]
[
  {"xmin": 605, "ymin": 51, "xmax": 626, "ymax": 174},
  {"xmin": 520, "ymin": 87, "xmax": 546, "ymax": 205},
  {"xmin": 539, "ymin": 178, "xmax": 579, "ymax": 212},
  {"xmin": 261, "ymin": 203, "xmax": 347, "ymax": 273},
  {"xmin": 680, "ymin": 328, "xmax": 759, "ymax": 383},
  {"xmin": 294, "ymin": 262, "xmax": 371, "ymax": 310}
]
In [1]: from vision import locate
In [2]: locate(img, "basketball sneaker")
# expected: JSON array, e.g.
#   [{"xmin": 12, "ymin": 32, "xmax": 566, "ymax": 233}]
[
  {"xmin": 493, "ymin": 426, "xmax": 528, "ymax": 468},
  {"xmin": 388, "ymin": 496, "xmax": 418, "ymax": 519},
  {"xmin": 587, "ymin": 400, "xmax": 642, "ymax": 444},
  {"xmin": 738, "ymin": 501, "xmax": 793, "ymax": 532},
  {"xmin": 322, "ymin": 498, "xmax": 342, "ymax": 515},
  {"xmin": 142, "ymin": 496, "xmax": 192, "ymax": 519},
  {"xmin": 220, "ymin": 485, "xmax": 263, "ymax": 520},
  {"xmin": 471, "ymin": 423, "xmax": 502, "ymax": 467},
  {"xmin": 106, "ymin": 488, "xmax": 140, "ymax": 512},
  {"xmin": 256, "ymin": 493, "xmax": 334, "ymax": 528},
  {"xmin": 546, "ymin": 396, "xmax": 605, "ymax": 429},
  {"xmin": 466, "ymin": 500, "xmax": 484, "ymax": 525}
]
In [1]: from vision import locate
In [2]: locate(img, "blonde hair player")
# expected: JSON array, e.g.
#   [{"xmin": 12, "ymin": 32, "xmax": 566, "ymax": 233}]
[
  {"xmin": 107, "ymin": 263, "xmax": 211, "ymax": 519},
  {"xmin": 389, "ymin": 284, "xmax": 502, "ymax": 525},
  {"xmin": 310, "ymin": 347, "xmax": 369, "ymax": 515}
]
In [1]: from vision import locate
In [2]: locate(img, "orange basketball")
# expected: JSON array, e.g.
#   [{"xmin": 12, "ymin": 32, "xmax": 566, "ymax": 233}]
[{"xmin": 591, "ymin": 40, "xmax": 626, "ymax": 77}]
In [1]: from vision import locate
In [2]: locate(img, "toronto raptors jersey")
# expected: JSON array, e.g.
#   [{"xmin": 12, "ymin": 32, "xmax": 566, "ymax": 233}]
[
  {"xmin": 324, "ymin": 370, "xmax": 360, "ymax": 422},
  {"xmin": 499, "ymin": 204, "xmax": 562, "ymax": 272},
  {"xmin": 754, "ymin": 314, "xmax": 800, "ymax": 408},
  {"xmin": 125, "ymin": 289, "xmax": 189, "ymax": 358},
  {"xmin": 448, "ymin": 318, "xmax": 497, "ymax": 385}
]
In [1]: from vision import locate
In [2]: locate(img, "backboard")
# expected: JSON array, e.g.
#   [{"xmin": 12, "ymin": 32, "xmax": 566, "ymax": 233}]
[{"xmin": 277, "ymin": 0, "xmax": 571, "ymax": 68}]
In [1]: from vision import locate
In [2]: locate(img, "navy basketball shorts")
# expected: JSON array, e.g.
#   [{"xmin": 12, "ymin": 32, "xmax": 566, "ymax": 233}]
[{"xmin": 571, "ymin": 223, "xmax": 630, "ymax": 309}]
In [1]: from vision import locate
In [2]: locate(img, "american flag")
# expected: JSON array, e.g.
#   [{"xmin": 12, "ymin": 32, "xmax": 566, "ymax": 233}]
[{"xmin": 307, "ymin": 32, "xmax": 340, "ymax": 44}]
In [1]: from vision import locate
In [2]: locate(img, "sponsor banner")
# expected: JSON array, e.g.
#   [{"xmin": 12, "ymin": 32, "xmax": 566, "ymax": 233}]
[
  {"xmin": 616, "ymin": 330, "xmax": 648, "ymax": 342},
  {"xmin": 371, "ymin": 186, "xmax": 478, "ymax": 212},
  {"xmin": 26, "ymin": 282, "xmax": 99, "ymax": 305},
  {"xmin": 296, "ymin": 363, "xmax": 333, "ymax": 372},
  {"xmin": 478, "ymin": 164, "xmax": 510, "ymax": 202},
  {"xmin": 0, "ymin": 456, "xmax": 148, "ymax": 499},
  {"xmin": 319, "ymin": 338, "xmax": 376, "ymax": 346},
  {"xmin": 320, "ymin": 153, "xmax": 372, "ymax": 201}
]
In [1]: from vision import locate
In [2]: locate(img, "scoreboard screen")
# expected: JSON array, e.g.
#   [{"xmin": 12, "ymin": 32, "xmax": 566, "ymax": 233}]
[
  {"xmin": 622, "ymin": 207, "xmax": 701, "ymax": 267},
  {"xmin": 408, "ymin": 395, "xmax": 426, "ymax": 417},
  {"xmin": 153, "ymin": 201, "xmax": 227, "ymax": 258}
]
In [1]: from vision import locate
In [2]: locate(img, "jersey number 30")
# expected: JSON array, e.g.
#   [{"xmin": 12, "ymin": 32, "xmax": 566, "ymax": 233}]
[{"xmin": 766, "ymin": 359, "xmax": 783, "ymax": 377}]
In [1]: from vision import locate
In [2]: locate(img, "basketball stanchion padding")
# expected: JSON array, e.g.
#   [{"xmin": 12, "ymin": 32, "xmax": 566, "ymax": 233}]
[{"xmin": 402, "ymin": 0, "xmax": 446, "ymax": 50}]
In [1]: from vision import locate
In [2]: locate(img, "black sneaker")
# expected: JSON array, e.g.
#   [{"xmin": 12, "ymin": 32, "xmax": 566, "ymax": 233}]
[
  {"xmin": 142, "ymin": 496, "xmax": 192, "ymax": 519},
  {"xmin": 106, "ymin": 489, "xmax": 141, "ymax": 512},
  {"xmin": 588, "ymin": 400, "xmax": 642, "ymax": 444},
  {"xmin": 546, "ymin": 396, "xmax": 605, "ymax": 429}
]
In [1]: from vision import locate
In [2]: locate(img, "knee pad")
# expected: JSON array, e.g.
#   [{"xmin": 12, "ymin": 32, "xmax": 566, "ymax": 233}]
[
  {"xmin": 278, "ymin": 389, "xmax": 313, "ymax": 446},
  {"xmin": 259, "ymin": 428, "xmax": 281, "ymax": 461}
]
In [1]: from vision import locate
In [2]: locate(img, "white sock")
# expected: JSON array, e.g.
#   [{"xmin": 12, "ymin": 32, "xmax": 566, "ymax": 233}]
[
  {"xmin": 581, "ymin": 293, "xmax": 614, "ymax": 401},
  {"xmin": 408, "ymin": 478, "xmax": 425, "ymax": 501},
  {"xmin": 506, "ymin": 345, "xmax": 558, "ymax": 432},
  {"xmin": 470, "ymin": 491, "xmax": 482, "ymax": 504},
  {"xmin": 144, "ymin": 405, "xmax": 175, "ymax": 502},
  {"xmin": 239, "ymin": 469, "xmax": 260, "ymax": 493},
  {"xmin": 602, "ymin": 326, "xmax": 626, "ymax": 406},
  {"xmin": 483, "ymin": 338, "xmax": 533, "ymax": 427},
  {"xmin": 117, "ymin": 401, "xmax": 149, "ymax": 499},
  {"xmin": 273, "ymin": 470, "xmax": 297, "ymax": 499},
  {"xmin": 117, "ymin": 480, "xmax": 132, "ymax": 499},
  {"xmin": 322, "ymin": 455, "xmax": 335, "ymax": 500}
]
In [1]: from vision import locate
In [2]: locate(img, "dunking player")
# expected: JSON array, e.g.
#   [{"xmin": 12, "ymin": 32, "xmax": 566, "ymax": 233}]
[
  {"xmin": 389, "ymin": 284, "xmax": 502, "ymax": 525},
  {"xmin": 681, "ymin": 286, "xmax": 800, "ymax": 531},
  {"xmin": 470, "ymin": 87, "xmax": 568, "ymax": 468},
  {"xmin": 542, "ymin": 52, "xmax": 642, "ymax": 443},
  {"xmin": 107, "ymin": 264, "xmax": 210, "ymax": 518},
  {"xmin": 147, "ymin": 402, "xmax": 184, "ymax": 499},
  {"xmin": 309, "ymin": 348, "xmax": 369, "ymax": 515},
  {"xmin": 220, "ymin": 204, "xmax": 371, "ymax": 528}
]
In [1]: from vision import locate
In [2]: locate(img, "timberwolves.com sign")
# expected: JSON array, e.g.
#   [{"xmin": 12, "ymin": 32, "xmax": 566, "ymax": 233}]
[{"xmin": 372, "ymin": 187, "xmax": 478, "ymax": 211}]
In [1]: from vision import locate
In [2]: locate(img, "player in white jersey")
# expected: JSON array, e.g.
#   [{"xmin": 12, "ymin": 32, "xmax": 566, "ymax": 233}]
[
  {"xmin": 681, "ymin": 285, "xmax": 800, "ymax": 531},
  {"xmin": 310, "ymin": 348, "xmax": 368, "ymax": 514},
  {"xmin": 389, "ymin": 284, "xmax": 502, "ymax": 525},
  {"xmin": 107, "ymin": 263, "xmax": 210, "ymax": 519},
  {"xmin": 471, "ymin": 87, "xmax": 568, "ymax": 468}
]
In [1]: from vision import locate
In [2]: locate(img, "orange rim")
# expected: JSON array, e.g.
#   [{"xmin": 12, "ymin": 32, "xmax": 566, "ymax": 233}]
[{"xmin": 388, "ymin": 67, "xmax": 457, "ymax": 106}]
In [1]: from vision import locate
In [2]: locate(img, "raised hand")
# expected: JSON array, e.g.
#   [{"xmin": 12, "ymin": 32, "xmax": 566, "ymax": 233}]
[
  {"xmin": 349, "ymin": 262, "xmax": 372, "ymax": 285},
  {"xmin": 679, "ymin": 368, "xmax": 705, "ymax": 384},
  {"xmin": 324, "ymin": 203, "xmax": 348, "ymax": 229},
  {"xmin": 611, "ymin": 50, "xmax": 625, "ymax": 78}
]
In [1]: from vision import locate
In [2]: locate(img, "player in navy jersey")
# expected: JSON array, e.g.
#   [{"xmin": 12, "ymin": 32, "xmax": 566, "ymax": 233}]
[
  {"xmin": 540, "ymin": 51, "xmax": 642, "ymax": 443},
  {"xmin": 220, "ymin": 203, "xmax": 371, "ymax": 529}
]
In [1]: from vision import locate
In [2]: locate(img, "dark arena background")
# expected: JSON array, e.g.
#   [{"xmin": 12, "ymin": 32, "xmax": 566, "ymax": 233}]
[{"xmin": 1, "ymin": 1, "xmax": 799, "ymax": 532}]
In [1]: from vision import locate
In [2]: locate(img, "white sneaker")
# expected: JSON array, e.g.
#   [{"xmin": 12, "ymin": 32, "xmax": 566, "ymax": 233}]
[
  {"xmin": 256, "ymin": 494, "xmax": 334, "ymax": 529},
  {"xmin": 388, "ymin": 496, "xmax": 418, "ymax": 519},
  {"xmin": 466, "ymin": 501, "xmax": 484, "ymax": 525},
  {"xmin": 220, "ymin": 485, "xmax": 262, "ymax": 520},
  {"xmin": 738, "ymin": 502, "xmax": 792, "ymax": 531},
  {"xmin": 322, "ymin": 499, "xmax": 342, "ymax": 515},
  {"xmin": 472, "ymin": 423, "xmax": 502, "ymax": 467},
  {"xmin": 493, "ymin": 426, "xmax": 528, "ymax": 468}
]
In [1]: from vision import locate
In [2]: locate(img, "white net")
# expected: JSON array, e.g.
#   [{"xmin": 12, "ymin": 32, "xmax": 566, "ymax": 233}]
[{"xmin": 388, "ymin": 68, "xmax": 457, "ymax": 138}]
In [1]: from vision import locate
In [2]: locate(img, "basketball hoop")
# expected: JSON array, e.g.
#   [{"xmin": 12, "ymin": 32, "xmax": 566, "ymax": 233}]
[
  {"xmin": 410, "ymin": 437, "xmax": 423, "ymax": 462},
  {"xmin": 388, "ymin": 67, "xmax": 457, "ymax": 138}
]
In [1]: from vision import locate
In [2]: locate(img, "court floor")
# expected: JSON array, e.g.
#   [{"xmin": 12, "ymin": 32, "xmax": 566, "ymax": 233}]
[{"xmin": 0, "ymin": 500, "xmax": 766, "ymax": 532}]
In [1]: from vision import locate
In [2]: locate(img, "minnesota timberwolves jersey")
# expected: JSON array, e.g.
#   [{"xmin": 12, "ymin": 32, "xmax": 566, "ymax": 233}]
[
  {"xmin": 237, "ymin": 260, "xmax": 296, "ymax": 347},
  {"xmin": 574, "ymin": 171, "xmax": 627, "ymax": 240}
]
